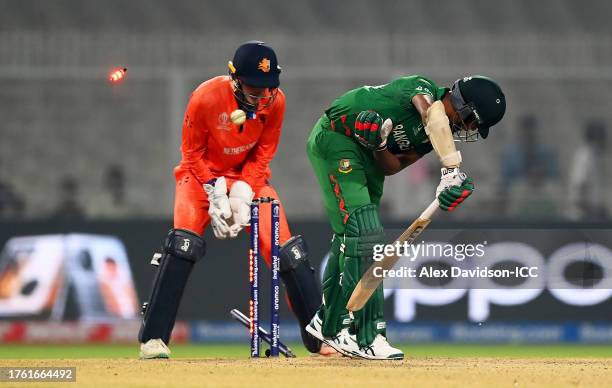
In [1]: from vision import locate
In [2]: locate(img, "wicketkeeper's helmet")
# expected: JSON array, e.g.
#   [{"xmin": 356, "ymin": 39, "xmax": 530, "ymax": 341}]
[{"xmin": 228, "ymin": 41, "xmax": 281, "ymax": 88}]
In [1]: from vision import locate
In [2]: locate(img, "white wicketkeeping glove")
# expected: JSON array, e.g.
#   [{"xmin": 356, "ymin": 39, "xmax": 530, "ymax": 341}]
[
  {"xmin": 435, "ymin": 167, "xmax": 467, "ymax": 198},
  {"xmin": 203, "ymin": 177, "xmax": 232, "ymax": 239},
  {"xmin": 228, "ymin": 180, "xmax": 254, "ymax": 238},
  {"xmin": 376, "ymin": 118, "xmax": 394, "ymax": 150}
]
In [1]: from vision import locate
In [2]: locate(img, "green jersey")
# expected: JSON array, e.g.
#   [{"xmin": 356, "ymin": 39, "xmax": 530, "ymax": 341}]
[{"xmin": 324, "ymin": 75, "xmax": 447, "ymax": 156}]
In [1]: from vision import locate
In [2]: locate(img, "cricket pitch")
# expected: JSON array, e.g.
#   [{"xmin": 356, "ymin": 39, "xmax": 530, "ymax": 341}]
[{"xmin": 1, "ymin": 357, "xmax": 610, "ymax": 387}]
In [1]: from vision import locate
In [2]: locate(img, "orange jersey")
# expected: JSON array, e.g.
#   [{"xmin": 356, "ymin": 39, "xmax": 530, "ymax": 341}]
[{"xmin": 176, "ymin": 75, "xmax": 285, "ymax": 193}]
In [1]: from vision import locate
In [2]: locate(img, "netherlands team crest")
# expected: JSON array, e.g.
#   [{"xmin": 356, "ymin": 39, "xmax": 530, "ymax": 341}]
[{"xmin": 257, "ymin": 58, "xmax": 271, "ymax": 73}]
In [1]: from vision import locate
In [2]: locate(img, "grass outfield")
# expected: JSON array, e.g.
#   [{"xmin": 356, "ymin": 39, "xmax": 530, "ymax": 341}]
[{"xmin": 1, "ymin": 343, "xmax": 611, "ymax": 359}]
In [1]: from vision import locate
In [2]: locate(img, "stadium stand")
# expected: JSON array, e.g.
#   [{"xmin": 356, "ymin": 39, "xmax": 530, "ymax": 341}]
[{"xmin": 0, "ymin": 0, "xmax": 610, "ymax": 219}]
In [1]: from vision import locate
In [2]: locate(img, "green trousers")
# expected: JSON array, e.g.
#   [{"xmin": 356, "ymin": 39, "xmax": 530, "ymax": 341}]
[
  {"xmin": 307, "ymin": 116, "xmax": 385, "ymax": 233},
  {"xmin": 307, "ymin": 115, "xmax": 386, "ymax": 346}
]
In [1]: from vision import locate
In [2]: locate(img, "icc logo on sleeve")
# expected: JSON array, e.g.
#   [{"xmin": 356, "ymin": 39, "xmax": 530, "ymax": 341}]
[{"xmin": 217, "ymin": 112, "xmax": 232, "ymax": 131}]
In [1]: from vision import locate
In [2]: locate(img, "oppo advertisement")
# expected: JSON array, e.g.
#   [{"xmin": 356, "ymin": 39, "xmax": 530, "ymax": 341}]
[{"xmin": 0, "ymin": 226, "xmax": 609, "ymax": 324}]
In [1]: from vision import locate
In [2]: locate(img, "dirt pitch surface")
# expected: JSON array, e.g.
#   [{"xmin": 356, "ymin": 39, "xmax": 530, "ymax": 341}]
[{"xmin": 1, "ymin": 357, "xmax": 611, "ymax": 388}]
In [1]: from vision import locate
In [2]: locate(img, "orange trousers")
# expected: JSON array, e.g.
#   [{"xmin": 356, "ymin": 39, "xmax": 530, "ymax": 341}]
[{"xmin": 173, "ymin": 168, "xmax": 291, "ymax": 267}]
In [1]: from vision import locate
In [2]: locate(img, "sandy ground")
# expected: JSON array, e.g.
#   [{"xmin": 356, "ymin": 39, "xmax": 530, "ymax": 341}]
[{"xmin": 1, "ymin": 357, "xmax": 611, "ymax": 388}]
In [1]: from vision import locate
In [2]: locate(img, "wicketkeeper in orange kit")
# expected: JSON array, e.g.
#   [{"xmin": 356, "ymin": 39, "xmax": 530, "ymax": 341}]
[{"xmin": 138, "ymin": 41, "xmax": 328, "ymax": 358}]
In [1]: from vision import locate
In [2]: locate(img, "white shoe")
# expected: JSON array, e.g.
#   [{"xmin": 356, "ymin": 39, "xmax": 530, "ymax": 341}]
[
  {"xmin": 328, "ymin": 328, "xmax": 362, "ymax": 358},
  {"xmin": 355, "ymin": 334, "xmax": 404, "ymax": 360},
  {"xmin": 139, "ymin": 339, "xmax": 171, "ymax": 359},
  {"xmin": 305, "ymin": 313, "xmax": 325, "ymax": 342},
  {"xmin": 305, "ymin": 314, "xmax": 355, "ymax": 357}
]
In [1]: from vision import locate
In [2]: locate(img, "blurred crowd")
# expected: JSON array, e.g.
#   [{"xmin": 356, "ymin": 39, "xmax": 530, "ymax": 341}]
[
  {"xmin": 0, "ymin": 117, "xmax": 608, "ymax": 223},
  {"xmin": 0, "ymin": 164, "xmax": 136, "ymax": 221},
  {"xmin": 380, "ymin": 116, "xmax": 609, "ymax": 223},
  {"xmin": 2, "ymin": 0, "xmax": 611, "ymax": 224}
]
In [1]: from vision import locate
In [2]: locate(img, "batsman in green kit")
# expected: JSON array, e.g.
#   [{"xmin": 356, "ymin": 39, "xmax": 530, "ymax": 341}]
[{"xmin": 305, "ymin": 75, "xmax": 506, "ymax": 359}]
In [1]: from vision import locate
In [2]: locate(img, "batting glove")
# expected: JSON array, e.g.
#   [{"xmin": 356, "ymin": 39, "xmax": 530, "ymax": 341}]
[
  {"xmin": 436, "ymin": 169, "xmax": 474, "ymax": 212},
  {"xmin": 354, "ymin": 110, "xmax": 388, "ymax": 151},
  {"xmin": 377, "ymin": 118, "xmax": 393, "ymax": 151}
]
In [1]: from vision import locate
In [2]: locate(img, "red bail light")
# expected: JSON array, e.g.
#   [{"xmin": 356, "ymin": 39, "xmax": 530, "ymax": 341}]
[{"xmin": 109, "ymin": 67, "xmax": 127, "ymax": 83}]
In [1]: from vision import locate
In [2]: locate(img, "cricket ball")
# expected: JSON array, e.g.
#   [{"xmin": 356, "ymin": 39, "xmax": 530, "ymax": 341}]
[{"xmin": 231, "ymin": 109, "xmax": 246, "ymax": 125}]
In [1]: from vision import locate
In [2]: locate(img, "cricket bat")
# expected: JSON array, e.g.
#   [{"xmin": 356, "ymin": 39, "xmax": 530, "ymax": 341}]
[{"xmin": 346, "ymin": 198, "xmax": 439, "ymax": 312}]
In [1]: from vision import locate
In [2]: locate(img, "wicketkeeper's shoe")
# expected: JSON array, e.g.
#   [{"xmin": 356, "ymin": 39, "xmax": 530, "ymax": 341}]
[
  {"xmin": 139, "ymin": 339, "xmax": 171, "ymax": 359},
  {"xmin": 354, "ymin": 334, "xmax": 404, "ymax": 360}
]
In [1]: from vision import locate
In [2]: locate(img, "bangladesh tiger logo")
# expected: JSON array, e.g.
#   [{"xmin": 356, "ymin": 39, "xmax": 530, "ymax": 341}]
[{"xmin": 338, "ymin": 159, "xmax": 352, "ymax": 173}]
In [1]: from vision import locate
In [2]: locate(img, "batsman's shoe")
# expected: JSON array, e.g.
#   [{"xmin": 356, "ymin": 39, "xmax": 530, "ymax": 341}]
[
  {"xmin": 305, "ymin": 313, "xmax": 325, "ymax": 341},
  {"xmin": 139, "ymin": 339, "xmax": 171, "ymax": 359},
  {"xmin": 329, "ymin": 328, "xmax": 362, "ymax": 358},
  {"xmin": 297, "ymin": 314, "xmax": 337, "ymax": 356},
  {"xmin": 356, "ymin": 334, "xmax": 404, "ymax": 360},
  {"xmin": 305, "ymin": 314, "xmax": 353, "ymax": 357}
]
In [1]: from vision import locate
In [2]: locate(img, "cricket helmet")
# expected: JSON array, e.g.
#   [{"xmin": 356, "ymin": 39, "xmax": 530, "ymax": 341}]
[
  {"xmin": 228, "ymin": 41, "xmax": 281, "ymax": 88},
  {"xmin": 450, "ymin": 75, "xmax": 506, "ymax": 139}
]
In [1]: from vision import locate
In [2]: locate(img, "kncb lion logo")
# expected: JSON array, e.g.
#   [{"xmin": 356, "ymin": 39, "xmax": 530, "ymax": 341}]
[{"xmin": 257, "ymin": 58, "xmax": 271, "ymax": 73}]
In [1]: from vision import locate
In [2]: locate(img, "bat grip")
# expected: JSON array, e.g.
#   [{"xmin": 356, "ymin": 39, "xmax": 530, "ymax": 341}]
[{"xmin": 420, "ymin": 199, "xmax": 439, "ymax": 220}]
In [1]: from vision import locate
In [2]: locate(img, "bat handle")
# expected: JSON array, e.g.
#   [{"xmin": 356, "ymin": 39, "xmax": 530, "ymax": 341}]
[{"xmin": 420, "ymin": 199, "xmax": 439, "ymax": 221}]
